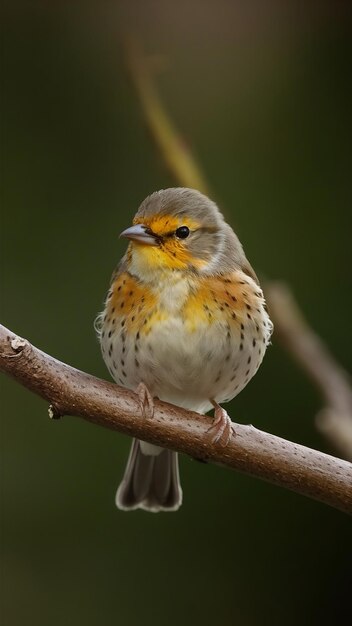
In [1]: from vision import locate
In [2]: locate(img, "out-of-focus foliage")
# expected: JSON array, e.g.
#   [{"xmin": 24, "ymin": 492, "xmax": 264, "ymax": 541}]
[{"xmin": 1, "ymin": 2, "xmax": 351, "ymax": 625}]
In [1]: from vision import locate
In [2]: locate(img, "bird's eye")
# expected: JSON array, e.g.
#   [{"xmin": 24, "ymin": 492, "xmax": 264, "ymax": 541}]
[{"xmin": 175, "ymin": 226, "xmax": 190, "ymax": 239}]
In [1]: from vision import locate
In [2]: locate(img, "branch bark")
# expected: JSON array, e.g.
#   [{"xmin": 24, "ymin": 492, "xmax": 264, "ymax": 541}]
[
  {"xmin": 123, "ymin": 38, "xmax": 352, "ymax": 460},
  {"xmin": 1, "ymin": 324, "xmax": 351, "ymax": 515}
]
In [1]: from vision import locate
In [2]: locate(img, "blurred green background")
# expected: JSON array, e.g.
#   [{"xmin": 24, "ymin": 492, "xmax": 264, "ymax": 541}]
[{"xmin": 1, "ymin": 2, "xmax": 351, "ymax": 625}]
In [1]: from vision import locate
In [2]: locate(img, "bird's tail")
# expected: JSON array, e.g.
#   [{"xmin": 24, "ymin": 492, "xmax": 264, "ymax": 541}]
[{"xmin": 115, "ymin": 439, "xmax": 182, "ymax": 512}]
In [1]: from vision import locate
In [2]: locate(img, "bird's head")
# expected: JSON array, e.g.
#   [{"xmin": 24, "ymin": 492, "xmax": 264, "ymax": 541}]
[{"xmin": 120, "ymin": 188, "xmax": 254, "ymax": 282}]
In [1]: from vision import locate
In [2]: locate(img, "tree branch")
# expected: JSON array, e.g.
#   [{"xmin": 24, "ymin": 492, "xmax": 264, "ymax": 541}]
[
  {"xmin": 1, "ymin": 324, "xmax": 351, "ymax": 515},
  {"xmin": 123, "ymin": 38, "xmax": 352, "ymax": 460}
]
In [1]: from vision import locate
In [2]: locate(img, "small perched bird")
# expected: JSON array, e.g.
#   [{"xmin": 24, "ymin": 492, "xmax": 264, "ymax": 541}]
[{"xmin": 97, "ymin": 188, "xmax": 272, "ymax": 512}]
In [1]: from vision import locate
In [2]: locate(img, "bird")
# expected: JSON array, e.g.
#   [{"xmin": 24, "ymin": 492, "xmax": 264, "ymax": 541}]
[{"xmin": 96, "ymin": 187, "xmax": 273, "ymax": 512}]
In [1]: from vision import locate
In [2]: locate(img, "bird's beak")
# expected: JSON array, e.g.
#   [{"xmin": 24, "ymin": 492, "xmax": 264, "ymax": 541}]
[{"xmin": 119, "ymin": 224, "xmax": 159, "ymax": 246}]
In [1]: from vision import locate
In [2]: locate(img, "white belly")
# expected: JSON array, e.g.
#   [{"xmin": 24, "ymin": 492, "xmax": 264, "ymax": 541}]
[{"xmin": 101, "ymin": 310, "xmax": 268, "ymax": 415}]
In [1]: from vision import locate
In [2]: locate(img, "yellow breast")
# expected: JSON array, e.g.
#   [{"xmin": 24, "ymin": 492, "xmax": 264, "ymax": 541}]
[{"xmin": 104, "ymin": 269, "xmax": 267, "ymax": 342}]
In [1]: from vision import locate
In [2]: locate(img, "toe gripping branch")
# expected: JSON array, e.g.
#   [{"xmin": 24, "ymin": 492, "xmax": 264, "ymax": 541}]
[
  {"xmin": 135, "ymin": 382, "xmax": 155, "ymax": 420},
  {"xmin": 207, "ymin": 400, "xmax": 237, "ymax": 447}
]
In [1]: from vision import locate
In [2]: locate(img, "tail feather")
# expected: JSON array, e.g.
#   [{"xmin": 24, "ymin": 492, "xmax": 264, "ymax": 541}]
[{"xmin": 116, "ymin": 439, "xmax": 182, "ymax": 512}]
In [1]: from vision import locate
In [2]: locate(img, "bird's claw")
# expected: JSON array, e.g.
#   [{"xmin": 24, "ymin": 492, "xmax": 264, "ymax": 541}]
[
  {"xmin": 206, "ymin": 402, "xmax": 236, "ymax": 447},
  {"xmin": 135, "ymin": 382, "xmax": 154, "ymax": 420}
]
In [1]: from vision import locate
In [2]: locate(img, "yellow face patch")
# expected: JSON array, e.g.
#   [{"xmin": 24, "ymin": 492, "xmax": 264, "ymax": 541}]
[
  {"xmin": 130, "ymin": 212, "xmax": 205, "ymax": 273},
  {"xmin": 131, "ymin": 238, "xmax": 195, "ymax": 271}
]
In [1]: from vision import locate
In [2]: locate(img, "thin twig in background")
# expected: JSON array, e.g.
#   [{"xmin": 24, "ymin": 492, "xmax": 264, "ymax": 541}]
[
  {"xmin": 1, "ymin": 324, "xmax": 351, "ymax": 515},
  {"xmin": 123, "ymin": 38, "xmax": 352, "ymax": 461},
  {"xmin": 125, "ymin": 37, "xmax": 210, "ymax": 195},
  {"xmin": 267, "ymin": 282, "xmax": 352, "ymax": 460}
]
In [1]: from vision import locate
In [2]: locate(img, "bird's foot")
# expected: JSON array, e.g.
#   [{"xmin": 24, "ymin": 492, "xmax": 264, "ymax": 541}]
[
  {"xmin": 135, "ymin": 382, "xmax": 154, "ymax": 420},
  {"xmin": 206, "ymin": 401, "xmax": 236, "ymax": 446}
]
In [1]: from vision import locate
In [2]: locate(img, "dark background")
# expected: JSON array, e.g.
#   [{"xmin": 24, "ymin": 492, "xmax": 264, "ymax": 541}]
[{"xmin": 1, "ymin": 2, "xmax": 351, "ymax": 625}]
